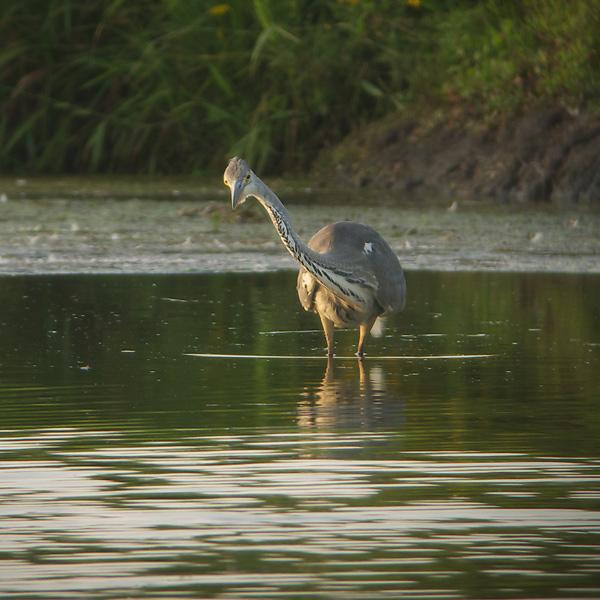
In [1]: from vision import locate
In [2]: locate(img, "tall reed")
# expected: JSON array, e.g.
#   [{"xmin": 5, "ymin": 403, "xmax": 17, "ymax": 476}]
[{"xmin": 1, "ymin": 0, "xmax": 598, "ymax": 174}]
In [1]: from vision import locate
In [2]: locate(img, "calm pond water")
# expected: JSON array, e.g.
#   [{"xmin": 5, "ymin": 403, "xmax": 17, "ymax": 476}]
[{"xmin": 1, "ymin": 270, "xmax": 599, "ymax": 598}]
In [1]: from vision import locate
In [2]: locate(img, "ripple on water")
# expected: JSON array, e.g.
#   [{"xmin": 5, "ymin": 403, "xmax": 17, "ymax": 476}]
[
  {"xmin": 1, "ymin": 271, "xmax": 599, "ymax": 598},
  {"xmin": 1, "ymin": 429, "xmax": 600, "ymax": 597}
]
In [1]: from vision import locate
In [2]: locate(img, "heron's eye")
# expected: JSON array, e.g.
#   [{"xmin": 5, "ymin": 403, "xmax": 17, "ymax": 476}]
[{"xmin": 244, "ymin": 173, "xmax": 251, "ymax": 183}]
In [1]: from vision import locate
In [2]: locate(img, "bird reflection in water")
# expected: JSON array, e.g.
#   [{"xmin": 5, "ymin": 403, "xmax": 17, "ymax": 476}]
[{"xmin": 297, "ymin": 358, "xmax": 404, "ymax": 430}]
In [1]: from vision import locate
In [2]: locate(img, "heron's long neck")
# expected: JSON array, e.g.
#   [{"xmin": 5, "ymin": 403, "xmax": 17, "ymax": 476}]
[
  {"xmin": 252, "ymin": 181, "xmax": 367, "ymax": 306},
  {"xmin": 253, "ymin": 181, "xmax": 311, "ymax": 264}
]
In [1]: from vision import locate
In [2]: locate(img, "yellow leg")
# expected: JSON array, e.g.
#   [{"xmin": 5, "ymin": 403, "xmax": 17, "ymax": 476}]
[
  {"xmin": 319, "ymin": 313, "xmax": 335, "ymax": 357},
  {"xmin": 356, "ymin": 356, "xmax": 367, "ymax": 383},
  {"xmin": 323, "ymin": 355, "xmax": 334, "ymax": 382},
  {"xmin": 356, "ymin": 316, "xmax": 377, "ymax": 358}
]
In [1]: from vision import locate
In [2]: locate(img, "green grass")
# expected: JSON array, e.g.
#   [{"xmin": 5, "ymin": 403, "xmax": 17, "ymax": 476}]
[{"xmin": 1, "ymin": 0, "xmax": 599, "ymax": 175}]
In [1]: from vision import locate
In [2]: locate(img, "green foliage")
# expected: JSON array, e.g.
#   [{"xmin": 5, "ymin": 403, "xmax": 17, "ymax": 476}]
[
  {"xmin": 431, "ymin": 0, "xmax": 600, "ymax": 114},
  {"xmin": 1, "ymin": 0, "xmax": 599, "ymax": 174}
]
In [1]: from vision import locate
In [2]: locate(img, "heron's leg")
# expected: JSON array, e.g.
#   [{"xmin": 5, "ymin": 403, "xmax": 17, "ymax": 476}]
[
  {"xmin": 324, "ymin": 355, "xmax": 334, "ymax": 381},
  {"xmin": 356, "ymin": 356, "xmax": 367, "ymax": 383},
  {"xmin": 319, "ymin": 313, "xmax": 334, "ymax": 356},
  {"xmin": 356, "ymin": 316, "xmax": 377, "ymax": 357}
]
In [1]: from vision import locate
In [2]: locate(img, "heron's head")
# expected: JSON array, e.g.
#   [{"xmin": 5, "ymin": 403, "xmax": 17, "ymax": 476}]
[{"xmin": 224, "ymin": 156, "xmax": 258, "ymax": 210}]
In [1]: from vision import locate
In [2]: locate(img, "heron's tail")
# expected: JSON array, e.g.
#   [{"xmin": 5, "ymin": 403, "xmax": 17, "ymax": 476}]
[{"xmin": 371, "ymin": 317, "xmax": 386, "ymax": 338}]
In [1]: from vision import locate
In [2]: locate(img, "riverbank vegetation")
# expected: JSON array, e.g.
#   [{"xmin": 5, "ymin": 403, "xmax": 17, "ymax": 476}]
[{"xmin": 1, "ymin": 0, "xmax": 599, "ymax": 175}]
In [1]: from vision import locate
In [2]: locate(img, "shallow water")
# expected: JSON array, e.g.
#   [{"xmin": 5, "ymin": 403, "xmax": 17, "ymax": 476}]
[
  {"xmin": 1, "ymin": 191, "xmax": 599, "ymax": 274},
  {"xmin": 1, "ymin": 271, "xmax": 599, "ymax": 598}
]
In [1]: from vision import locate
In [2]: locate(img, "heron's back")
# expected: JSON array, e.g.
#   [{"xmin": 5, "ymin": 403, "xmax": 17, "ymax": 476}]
[{"xmin": 298, "ymin": 221, "xmax": 406, "ymax": 315}]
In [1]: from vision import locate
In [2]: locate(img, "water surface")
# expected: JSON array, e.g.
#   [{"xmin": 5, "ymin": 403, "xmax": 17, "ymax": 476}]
[
  {"xmin": 1, "ymin": 192, "xmax": 599, "ymax": 274},
  {"xmin": 1, "ymin": 271, "xmax": 599, "ymax": 598}
]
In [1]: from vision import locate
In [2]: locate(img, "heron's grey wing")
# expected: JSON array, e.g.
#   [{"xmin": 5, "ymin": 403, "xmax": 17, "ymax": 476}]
[
  {"xmin": 307, "ymin": 222, "xmax": 377, "ymax": 286},
  {"xmin": 296, "ymin": 268, "xmax": 318, "ymax": 311},
  {"xmin": 308, "ymin": 222, "xmax": 406, "ymax": 314},
  {"xmin": 370, "ymin": 247, "xmax": 406, "ymax": 313}
]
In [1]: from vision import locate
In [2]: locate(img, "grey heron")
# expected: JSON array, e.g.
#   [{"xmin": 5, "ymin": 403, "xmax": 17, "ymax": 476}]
[{"xmin": 224, "ymin": 157, "xmax": 406, "ymax": 357}]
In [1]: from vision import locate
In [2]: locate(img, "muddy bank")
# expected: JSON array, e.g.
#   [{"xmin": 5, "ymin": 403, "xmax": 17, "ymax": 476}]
[
  {"xmin": 0, "ymin": 187, "xmax": 598, "ymax": 275},
  {"xmin": 316, "ymin": 107, "xmax": 600, "ymax": 204}
]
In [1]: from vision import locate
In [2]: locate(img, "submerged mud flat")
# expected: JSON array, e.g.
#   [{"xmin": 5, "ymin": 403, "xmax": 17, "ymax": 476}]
[{"xmin": 0, "ymin": 181, "xmax": 599, "ymax": 274}]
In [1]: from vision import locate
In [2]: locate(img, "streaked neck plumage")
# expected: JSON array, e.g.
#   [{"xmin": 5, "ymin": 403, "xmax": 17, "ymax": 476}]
[{"xmin": 250, "ymin": 178, "xmax": 371, "ymax": 308}]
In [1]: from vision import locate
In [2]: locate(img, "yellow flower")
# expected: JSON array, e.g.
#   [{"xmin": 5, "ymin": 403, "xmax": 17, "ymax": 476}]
[{"xmin": 208, "ymin": 4, "xmax": 230, "ymax": 16}]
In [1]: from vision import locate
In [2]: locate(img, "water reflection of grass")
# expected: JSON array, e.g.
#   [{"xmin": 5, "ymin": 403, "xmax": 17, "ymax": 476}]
[{"xmin": 0, "ymin": 272, "xmax": 598, "ymax": 457}]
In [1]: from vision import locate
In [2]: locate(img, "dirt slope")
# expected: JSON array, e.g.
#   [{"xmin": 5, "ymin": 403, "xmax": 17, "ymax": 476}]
[{"xmin": 316, "ymin": 107, "xmax": 600, "ymax": 204}]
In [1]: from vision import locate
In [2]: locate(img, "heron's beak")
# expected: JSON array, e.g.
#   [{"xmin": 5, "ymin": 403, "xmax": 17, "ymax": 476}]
[{"xmin": 230, "ymin": 179, "xmax": 244, "ymax": 210}]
